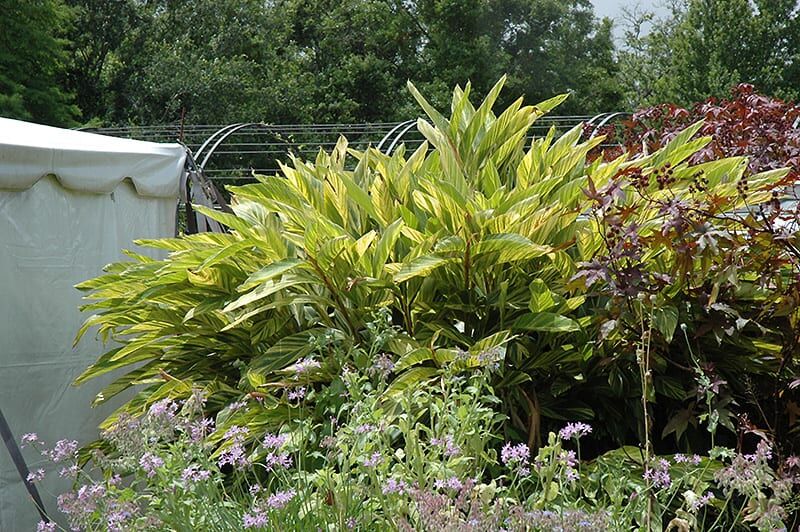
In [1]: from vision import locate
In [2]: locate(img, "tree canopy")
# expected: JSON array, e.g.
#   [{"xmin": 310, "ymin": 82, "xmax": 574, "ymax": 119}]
[
  {"xmin": 4, "ymin": 0, "xmax": 800, "ymax": 126},
  {"xmin": 618, "ymin": 0, "xmax": 800, "ymax": 108},
  {"xmin": 0, "ymin": 0, "xmax": 79, "ymax": 125},
  {"xmin": 42, "ymin": 0, "xmax": 624, "ymax": 126}
]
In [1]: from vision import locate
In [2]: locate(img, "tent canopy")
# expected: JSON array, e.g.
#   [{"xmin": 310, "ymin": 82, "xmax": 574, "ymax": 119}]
[
  {"xmin": 0, "ymin": 117, "xmax": 186, "ymax": 530},
  {"xmin": 0, "ymin": 117, "xmax": 185, "ymax": 197}
]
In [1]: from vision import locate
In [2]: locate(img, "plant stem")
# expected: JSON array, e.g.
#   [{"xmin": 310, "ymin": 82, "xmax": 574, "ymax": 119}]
[{"xmin": 639, "ymin": 300, "xmax": 656, "ymax": 530}]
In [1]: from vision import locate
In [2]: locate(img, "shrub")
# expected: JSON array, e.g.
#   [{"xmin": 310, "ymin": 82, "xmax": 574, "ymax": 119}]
[
  {"xmin": 76, "ymin": 77, "xmax": 799, "ymax": 456},
  {"xmin": 582, "ymin": 85, "xmax": 800, "ymax": 454}
]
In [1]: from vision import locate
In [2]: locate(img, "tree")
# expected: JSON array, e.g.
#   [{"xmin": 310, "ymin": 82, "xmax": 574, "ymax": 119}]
[
  {"xmin": 272, "ymin": 0, "xmax": 426, "ymax": 122},
  {"xmin": 618, "ymin": 0, "xmax": 800, "ymax": 108},
  {"xmin": 668, "ymin": 0, "xmax": 765, "ymax": 103},
  {"xmin": 0, "ymin": 0, "xmax": 79, "ymax": 125},
  {"xmin": 616, "ymin": 3, "xmax": 683, "ymax": 109},
  {"xmin": 102, "ymin": 0, "xmax": 291, "ymax": 125},
  {"xmin": 405, "ymin": 0, "xmax": 623, "ymax": 114},
  {"xmin": 495, "ymin": 0, "xmax": 622, "ymax": 114},
  {"xmin": 408, "ymin": 0, "xmax": 507, "ymax": 110},
  {"xmin": 60, "ymin": 0, "xmax": 623, "ymax": 125},
  {"xmin": 62, "ymin": 0, "xmax": 140, "ymax": 123}
]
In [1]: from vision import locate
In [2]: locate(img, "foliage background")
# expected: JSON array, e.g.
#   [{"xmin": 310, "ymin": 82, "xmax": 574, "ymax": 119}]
[{"xmin": 6, "ymin": 0, "xmax": 800, "ymax": 127}]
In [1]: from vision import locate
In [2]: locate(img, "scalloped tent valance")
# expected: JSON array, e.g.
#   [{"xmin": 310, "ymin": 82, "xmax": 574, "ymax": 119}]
[{"xmin": 0, "ymin": 117, "xmax": 186, "ymax": 198}]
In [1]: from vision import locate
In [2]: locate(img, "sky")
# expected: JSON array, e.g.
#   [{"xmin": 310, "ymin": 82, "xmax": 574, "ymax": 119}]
[
  {"xmin": 590, "ymin": 0, "xmax": 672, "ymax": 40},
  {"xmin": 591, "ymin": 0, "xmax": 671, "ymax": 21},
  {"xmin": 591, "ymin": 0, "xmax": 636, "ymax": 21}
]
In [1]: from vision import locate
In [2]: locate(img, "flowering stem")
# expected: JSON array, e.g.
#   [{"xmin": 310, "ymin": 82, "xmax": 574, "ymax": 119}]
[
  {"xmin": 639, "ymin": 301, "xmax": 656, "ymax": 530},
  {"xmin": 368, "ymin": 468, "xmax": 392, "ymax": 527}
]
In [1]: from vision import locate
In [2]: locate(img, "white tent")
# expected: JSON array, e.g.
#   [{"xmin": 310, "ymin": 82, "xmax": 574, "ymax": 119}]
[{"xmin": 0, "ymin": 118, "xmax": 186, "ymax": 529}]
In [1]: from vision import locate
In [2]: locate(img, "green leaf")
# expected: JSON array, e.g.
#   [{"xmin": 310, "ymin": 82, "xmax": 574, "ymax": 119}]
[
  {"xmin": 224, "ymin": 276, "xmax": 312, "ymax": 312},
  {"xmin": 655, "ymin": 376, "xmax": 691, "ymax": 401},
  {"xmin": 662, "ymin": 407, "xmax": 696, "ymax": 441},
  {"xmin": 652, "ymin": 305, "xmax": 679, "ymax": 342},
  {"xmin": 338, "ymin": 170, "xmax": 380, "ymax": 223},
  {"xmin": 470, "ymin": 330, "xmax": 514, "ymax": 355},
  {"xmin": 373, "ymin": 218, "xmax": 404, "ymax": 276},
  {"xmin": 394, "ymin": 254, "xmax": 455, "ymax": 283},
  {"xmin": 532, "ymin": 94, "xmax": 569, "ymax": 117},
  {"xmin": 249, "ymin": 330, "xmax": 324, "ymax": 374},
  {"xmin": 196, "ymin": 239, "xmax": 253, "ymax": 271},
  {"xmin": 473, "ymin": 234, "xmax": 552, "ymax": 263},
  {"xmin": 192, "ymin": 205, "xmax": 253, "ymax": 233},
  {"xmin": 385, "ymin": 367, "xmax": 439, "ymax": 397},
  {"xmin": 394, "ymin": 347, "xmax": 435, "ymax": 371},
  {"xmin": 651, "ymin": 121, "xmax": 708, "ymax": 167},
  {"xmin": 406, "ymin": 81, "xmax": 450, "ymax": 132},
  {"xmin": 513, "ymin": 312, "xmax": 580, "ymax": 332},
  {"xmin": 528, "ymin": 278, "xmax": 557, "ymax": 313}
]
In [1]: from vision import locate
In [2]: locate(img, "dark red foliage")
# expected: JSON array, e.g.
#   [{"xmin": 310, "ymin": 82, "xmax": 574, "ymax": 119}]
[
  {"xmin": 588, "ymin": 84, "xmax": 800, "ymax": 181},
  {"xmin": 578, "ymin": 87, "xmax": 800, "ymax": 455}
]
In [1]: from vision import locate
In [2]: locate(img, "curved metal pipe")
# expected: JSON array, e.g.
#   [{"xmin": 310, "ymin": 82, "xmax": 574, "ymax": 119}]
[
  {"xmin": 590, "ymin": 112, "xmax": 630, "ymax": 139},
  {"xmin": 386, "ymin": 120, "xmax": 419, "ymax": 155},
  {"xmin": 195, "ymin": 123, "xmax": 247, "ymax": 161},
  {"xmin": 199, "ymin": 123, "xmax": 279, "ymax": 170},
  {"xmin": 585, "ymin": 112, "xmax": 609, "ymax": 128},
  {"xmin": 377, "ymin": 119, "xmax": 416, "ymax": 153}
]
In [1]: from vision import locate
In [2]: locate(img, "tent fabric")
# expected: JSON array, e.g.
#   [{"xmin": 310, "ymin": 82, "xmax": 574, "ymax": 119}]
[
  {"xmin": 0, "ymin": 117, "xmax": 186, "ymax": 197},
  {"xmin": 0, "ymin": 120, "xmax": 184, "ymax": 530}
]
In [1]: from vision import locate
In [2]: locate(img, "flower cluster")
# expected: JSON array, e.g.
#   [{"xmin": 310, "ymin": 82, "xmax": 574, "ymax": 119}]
[
  {"xmin": 263, "ymin": 432, "xmax": 289, "ymax": 449},
  {"xmin": 287, "ymin": 386, "xmax": 306, "ymax": 402},
  {"xmin": 355, "ymin": 423, "xmax": 376, "ymax": 434},
  {"xmin": 218, "ymin": 425, "xmax": 250, "ymax": 470},
  {"xmin": 59, "ymin": 463, "xmax": 78, "ymax": 479},
  {"xmin": 101, "ymin": 413, "xmax": 145, "ymax": 456},
  {"xmin": 558, "ymin": 422, "xmax": 592, "ymax": 441},
  {"xmin": 27, "ymin": 468, "xmax": 46, "ymax": 483},
  {"xmin": 57, "ymin": 484, "xmax": 106, "ymax": 519},
  {"xmin": 715, "ymin": 439, "xmax": 778, "ymax": 499},
  {"xmin": 673, "ymin": 453, "xmax": 702, "ymax": 465},
  {"xmin": 434, "ymin": 476, "xmax": 464, "ymax": 491},
  {"xmin": 148, "ymin": 398, "xmax": 179, "ymax": 420},
  {"xmin": 643, "ymin": 458, "xmax": 671, "ymax": 489},
  {"xmin": 242, "ymin": 511, "xmax": 269, "ymax": 529},
  {"xmin": 19, "ymin": 350, "xmax": 800, "ymax": 532},
  {"xmin": 501, "ymin": 442, "xmax": 530, "ymax": 476},
  {"xmin": 562, "ymin": 452, "xmax": 580, "ymax": 481},
  {"xmin": 243, "ymin": 487, "xmax": 298, "ymax": 527},
  {"xmin": 294, "ymin": 357, "xmax": 321, "ymax": 376},
  {"xmin": 181, "ymin": 464, "xmax": 211, "ymax": 484},
  {"xmin": 477, "ymin": 346, "xmax": 503, "ymax": 372},
  {"xmin": 510, "ymin": 508, "xmax": 611, "ymax": 531},
  {"xmin": 139, "ymin": 452, "xmax": 164, "ymax": 478},
  {"xmin": 188, "ymin": 417, "xmax": 215, "ymax": 443},
  {"xmin": 36, "ymin": 521, "xmax": 56, "ymax": 532},
  {"xmin": 46, "ymin": 439, "xmax": 79, "ymax": 463},
  {"xmin": 362, "ymin": 451, "xmax": 382, "ymax": 468},
  {"xmin": 368, "ymin": 353, "xmax": 395, "ymax": 379},
  {"xmin": 105, "ymin": 503, "xmax": 136, "ymax": 532},
  {"xmin": 266, "ymin": 488, "xmax": 297, "ymax": 509},
  {"xmin": 228, "ymin": 400, "xmax": 248, "ymax": 412},
  {"xmin": 430, "ymin": 434, "xmax": 461, "ymax": 458},
  {"xmin": 685, "ymin": 490, "xmax": 714, "ymax": 512},
  {"xmin": 21, "ymin": 432, "xmax": 39, "ymax": 446},
  {"xmin": 383, "ymin": 478, "xmax": 409, "ymax": 495},
  {"xmin": 403, "ymin": 478, "xmax": 493, "ymax": 531},
  {"xmin": 266, "ymin": 451, "xmax": 292, "ymax": 470}
]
